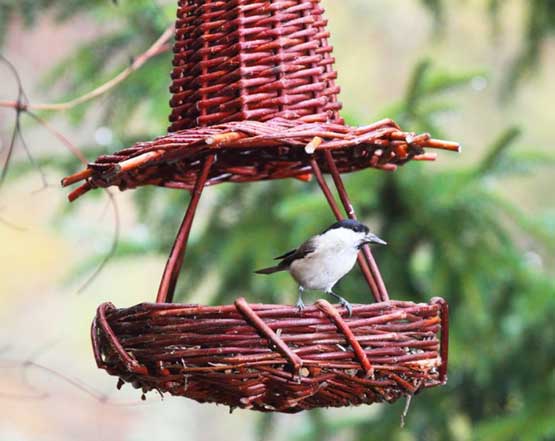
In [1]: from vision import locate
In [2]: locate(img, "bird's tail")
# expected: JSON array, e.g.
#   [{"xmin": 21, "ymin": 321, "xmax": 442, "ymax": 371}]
[{"xmin": 254, "ymin": 265, "xmax": 284, "ymax": 275}]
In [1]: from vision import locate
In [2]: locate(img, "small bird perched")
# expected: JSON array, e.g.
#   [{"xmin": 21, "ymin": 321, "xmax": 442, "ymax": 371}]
[{"xmin": 255, "ymin": 219, "xmax": 386, "ymax": 316}]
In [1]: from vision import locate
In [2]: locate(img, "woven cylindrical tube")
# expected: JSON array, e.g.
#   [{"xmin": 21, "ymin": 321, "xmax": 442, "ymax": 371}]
[
  {"xmin": 92, "ymin": 298, "xmax": 448, "ymax": 412},
  {"xmin": 169, "ymin": 0, "xmax": 341, "ymax": 131}
]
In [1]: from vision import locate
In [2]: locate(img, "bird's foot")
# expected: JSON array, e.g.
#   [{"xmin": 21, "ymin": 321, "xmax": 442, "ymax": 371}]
[
  {"xmin": 339, "ymin": 299, "xmax": 353, "ymax": 318},
  {"xmin": 327, "ymin": 291, "xmax": 353, "ymax": 317},
  {"xmin": 296, "ymin": 286, "xmax": 305, "ymax": 313}
]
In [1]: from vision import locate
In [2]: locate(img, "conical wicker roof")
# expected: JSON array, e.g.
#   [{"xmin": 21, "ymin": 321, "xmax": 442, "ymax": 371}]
[{"xmin": 61, "ymin": 0, "xmax": 459, "ymax": 200}]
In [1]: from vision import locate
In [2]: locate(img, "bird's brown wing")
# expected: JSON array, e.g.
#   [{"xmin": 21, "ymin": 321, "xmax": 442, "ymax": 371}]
[
  {"xmin": 274, "ymin": 249, "xmax": 296, "ymax": 260},
  {"xmin": 256, "ymin": 237, "xmax": 317, "ymax": 275},
  {"xmin": 277, "ymin": 238, "xmax": 317, "ymax": 267}
]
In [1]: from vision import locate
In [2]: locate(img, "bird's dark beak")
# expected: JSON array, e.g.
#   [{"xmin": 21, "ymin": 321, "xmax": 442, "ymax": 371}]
[{"xmin": 363, "ymin": 233, "xmax": 387, "ymax": 246}]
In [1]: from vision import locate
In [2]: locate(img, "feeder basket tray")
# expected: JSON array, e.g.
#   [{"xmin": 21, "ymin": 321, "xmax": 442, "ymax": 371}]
[{"xmin": 93, "ymin": 297, "xmax": 448, "ymax": 412}]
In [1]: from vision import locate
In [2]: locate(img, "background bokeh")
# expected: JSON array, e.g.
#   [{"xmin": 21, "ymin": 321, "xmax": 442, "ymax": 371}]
[{"xmin": 1, "ymin": 1, "xmax": 554, "ymax": 440}]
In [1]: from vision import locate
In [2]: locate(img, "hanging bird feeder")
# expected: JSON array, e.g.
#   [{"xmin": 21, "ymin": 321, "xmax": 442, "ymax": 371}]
[{"xmin": 63, "ymin": 0, "xmax": 456, "ymax": 413}]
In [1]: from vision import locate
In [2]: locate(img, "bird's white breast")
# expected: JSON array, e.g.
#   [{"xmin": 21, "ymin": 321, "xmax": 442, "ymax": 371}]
[{"xmin": 289, "ymin": 229, "xmax": 360, "ymax": 291}]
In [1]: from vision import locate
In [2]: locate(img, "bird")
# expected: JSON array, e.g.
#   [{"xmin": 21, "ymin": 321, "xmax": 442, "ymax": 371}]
[{"xmin": 255, "ymin": 219, "xmax": 386, "ymax": 316}]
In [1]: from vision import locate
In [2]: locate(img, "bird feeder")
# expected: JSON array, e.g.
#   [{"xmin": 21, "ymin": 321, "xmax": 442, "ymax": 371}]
[{"xmin": 63, "ymin": 0, "xmax": 456, "ymax": 413}]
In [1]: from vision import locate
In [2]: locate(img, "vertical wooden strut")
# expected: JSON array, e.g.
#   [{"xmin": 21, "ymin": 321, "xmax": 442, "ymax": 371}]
[
  {"xmin": 309, "ymin": 157, "xmax": 381, "ymax": 303},
  {"xmin": 323, "ymin": 150, "xmax": 389, "ymax": 302},
  {"xmin": 156, "ymin": 154, "xmax": 215, "ymax": 303}
]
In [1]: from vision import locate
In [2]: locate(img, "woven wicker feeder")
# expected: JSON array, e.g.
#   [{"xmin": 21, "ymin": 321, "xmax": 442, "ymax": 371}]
[{"xmin": 64, "ymin": 0, "xmax": 457, "ymax": 413}]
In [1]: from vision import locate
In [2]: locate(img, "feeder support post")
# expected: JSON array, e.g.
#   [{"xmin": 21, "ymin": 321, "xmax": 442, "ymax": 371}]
[
  {"xmin": 323, "ymin": 150, "xmax": 389, "ymax": 302},
  {"xmin": 309, "ymin": 157, "xmax": 382, "ymax": 303},
  {"xmin": 156, "ymin": 154, "xmax": 215, "ymax": 303}
]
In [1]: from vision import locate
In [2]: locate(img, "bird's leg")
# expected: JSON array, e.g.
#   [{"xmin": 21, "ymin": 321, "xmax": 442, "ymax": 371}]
[
  {"xmin": 326, "ymin": 290, "xmax": 353, "ymax": 317},
  {"xmin": 296, "ymin": 286, "xmax": 305, "ymax": 312}
]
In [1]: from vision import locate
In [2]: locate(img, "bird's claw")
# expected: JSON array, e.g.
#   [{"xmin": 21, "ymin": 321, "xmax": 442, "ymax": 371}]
[
  {"xmin": 327, "ymin": 291, "xmax": 353, "ymax": 317},
  {"xmin": 296, "ymin": 298, "xmax": 305, "ymax": 313},
  {"xmin": 340, "ymin": 299, "xmax": 353, "ymax": 317}
]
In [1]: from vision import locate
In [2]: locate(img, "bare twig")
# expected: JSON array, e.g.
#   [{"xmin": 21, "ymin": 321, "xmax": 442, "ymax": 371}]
[
  {"xmin": 0, "ymin": 340, "xmax": 149, "ymax": 405},
  {"xmin": 0, "ymin": 358, "xmax": 150, "ymax": 406},
  {"xmin": 0, "ymin": 54, "xmax": 124, "ymax": 294},
  {"xmin": 26, "ymin": 111, "xmax": 88, "ymax": 164},
  {"xmin": 0, "ymin": 54, "xmax": 29, "ymax": 187},
  {"xmin": 76, "ymin": 189, "xmax": 120, "ymax": 295},
  {"xmin": 400, "ymin": 393, "xmax": 413, "ymax": 428},
  {"xmin": 17, "ymin": 118, "xmax": 49, "ymax": 191},
  {"xmin": 0, "ymin": 112, "xmax": 20, "ymax": 186},
  {"xmin": 0, "ymin": 25, "xmax": 173, "ymax": 112},
  {"xmin": 0, "ymin": 215, "xmax": 27, "ymax": 231}
]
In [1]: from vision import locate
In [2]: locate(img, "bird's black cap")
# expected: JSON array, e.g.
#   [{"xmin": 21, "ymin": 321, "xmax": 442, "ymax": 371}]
[{"xmin": 322, "ymin": 219, "xmax": 370, "ymax": 234}]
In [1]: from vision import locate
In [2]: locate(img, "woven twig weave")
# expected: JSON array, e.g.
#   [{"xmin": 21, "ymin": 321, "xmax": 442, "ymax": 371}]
[
  {"xmin": 93, "ymin": 298, "xmax": 448, "ymax": 412},
  {"xmin": 169, "ymin": 0, "xmax": 341, "ymax": 131},
  {"xmin": 62, "ymin": 118, "xmax": 458, "ymax": 200}
]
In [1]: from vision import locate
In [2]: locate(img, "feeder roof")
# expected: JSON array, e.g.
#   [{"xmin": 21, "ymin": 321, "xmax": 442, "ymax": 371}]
[{"xmin": 61, "ymin": 0, "xmax": 459, "ymax": 200}]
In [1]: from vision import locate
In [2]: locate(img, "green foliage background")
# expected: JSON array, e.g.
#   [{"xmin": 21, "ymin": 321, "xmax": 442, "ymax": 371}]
[{"xmin": 1, "ymin": 1, "xmax": 554, "ymax": 440}]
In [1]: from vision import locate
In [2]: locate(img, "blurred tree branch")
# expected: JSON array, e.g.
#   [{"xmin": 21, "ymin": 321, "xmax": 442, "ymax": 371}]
[{"xmin": 0, "ymin": 24, "xmax": 172, "ymax": 112}]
